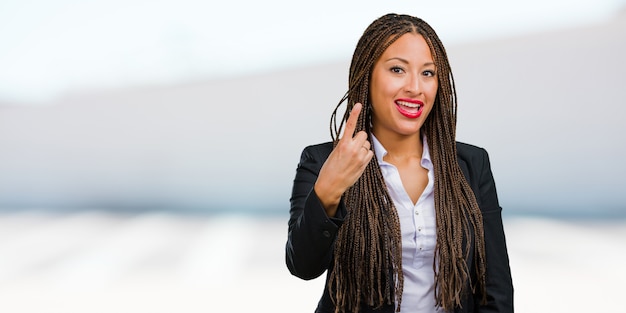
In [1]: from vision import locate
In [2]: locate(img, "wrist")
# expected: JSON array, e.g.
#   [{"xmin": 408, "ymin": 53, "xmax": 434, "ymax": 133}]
[{"xmin": 314, "ymin": 181, "xmax": 342, "ymax": 216}]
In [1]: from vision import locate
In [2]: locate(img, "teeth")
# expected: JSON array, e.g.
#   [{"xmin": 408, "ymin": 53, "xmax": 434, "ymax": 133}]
[{"xmin": 397, "ymin": 101, "xmax": 421, "ymax": 109}]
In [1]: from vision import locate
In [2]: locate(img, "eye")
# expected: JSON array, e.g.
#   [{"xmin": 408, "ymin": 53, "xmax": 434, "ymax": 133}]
[
  {"xmin": 422, "ymin": 70, "xmax": 436, "ymax": 77},
  {"xmin": 390, "ymin": 66, "xmax": 405, "ymax": 74}
]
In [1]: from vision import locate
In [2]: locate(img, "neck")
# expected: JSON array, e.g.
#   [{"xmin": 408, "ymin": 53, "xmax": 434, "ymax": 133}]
[{"xmin": 373, "ymin": 130, "xmax": 423, "ymax": 160}]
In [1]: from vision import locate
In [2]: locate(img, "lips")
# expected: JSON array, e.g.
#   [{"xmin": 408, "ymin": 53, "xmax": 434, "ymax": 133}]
[{"xmin": 395, "ymin": 99, "xmax": 424, "ymax": 119}]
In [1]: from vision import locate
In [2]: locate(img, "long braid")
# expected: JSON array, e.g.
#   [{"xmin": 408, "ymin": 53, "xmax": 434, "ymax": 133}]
[
  {"xmin": 327, "ymin": 14, "xmax": 487, "ymax": 313},
  {"xmin": 421, "ymin": 20, "xmax": 487, "ymax": 309}
]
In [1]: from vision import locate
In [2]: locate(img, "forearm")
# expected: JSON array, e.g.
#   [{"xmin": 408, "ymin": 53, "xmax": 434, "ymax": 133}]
[
  {"xmin": 476, "ymin": 148, "xmax": 514, "ymax": 312},
  {"xmin": 286, "ymin": 145, "xmax": 344, "ymax": 280},
  {"xmin": 286, "ymin": 188, "xmax": 342, "ymax": 279}
]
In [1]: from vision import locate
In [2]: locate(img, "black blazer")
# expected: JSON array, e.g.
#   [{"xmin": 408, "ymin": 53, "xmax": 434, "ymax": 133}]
[{"xmin": 286, "ymin": 142, "xmax": 514, "ymax": 313}]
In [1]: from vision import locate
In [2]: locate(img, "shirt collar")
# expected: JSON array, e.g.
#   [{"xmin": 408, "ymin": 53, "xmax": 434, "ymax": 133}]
[
  {"xmin": 371, "ymin": 134, "xmax": 387, "ymax": 165},
  {"xmin": 371, "ymin": 134, "xmax": 433, "ymax": 169}
]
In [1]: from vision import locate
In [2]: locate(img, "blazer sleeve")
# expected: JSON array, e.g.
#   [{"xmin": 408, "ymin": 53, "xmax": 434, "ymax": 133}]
[
  {"xmin": 285, "ymin": 144, "xmax": 344, "ymax": 280},
  {"xmin": 474, "ymin": 148, "xmax": 514, "ymax": 313}
]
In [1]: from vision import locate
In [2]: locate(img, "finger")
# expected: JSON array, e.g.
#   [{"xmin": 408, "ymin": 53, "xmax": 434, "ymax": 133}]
[
  {"xmin": 352, "ymin": 131, "xmax": 370, "ymax": 148},
  {"xmin": 341, "ymin": 103, "xmax": 362, "ymax": 142},
  {"xmin": 359, "ymin": 150, "xmax": 375, "ymax": 170},
  {"xmin": 361, "ymin": 139, "xmax": 371, "ymax": 151}
]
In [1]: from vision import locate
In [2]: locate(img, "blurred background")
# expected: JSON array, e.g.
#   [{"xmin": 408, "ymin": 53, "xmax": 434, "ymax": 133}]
[{"xmin": 1, "ymin": 0, "xmax": 625, "ymax": 312}]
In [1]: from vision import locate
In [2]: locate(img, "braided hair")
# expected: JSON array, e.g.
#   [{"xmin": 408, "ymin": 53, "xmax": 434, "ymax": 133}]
[{"xmin": 328, "ymin": 13, "xmax": 487, "ymax": 312}]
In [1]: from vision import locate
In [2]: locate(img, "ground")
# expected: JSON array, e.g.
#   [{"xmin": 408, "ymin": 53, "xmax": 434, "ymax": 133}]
[{"xmin": 0, "ymin": 211, "xmax": 624, "ymax": 312}]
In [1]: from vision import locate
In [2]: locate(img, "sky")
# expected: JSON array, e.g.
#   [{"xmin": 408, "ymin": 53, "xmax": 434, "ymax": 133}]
[{"xmin": 1, "ymin": 0, "xmax": 625, "ymax": 104}]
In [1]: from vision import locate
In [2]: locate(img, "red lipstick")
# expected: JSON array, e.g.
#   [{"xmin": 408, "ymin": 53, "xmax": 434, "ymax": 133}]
[{"xmin": 395, "ymin": 98, "xmax": 424, "ymax": 119}]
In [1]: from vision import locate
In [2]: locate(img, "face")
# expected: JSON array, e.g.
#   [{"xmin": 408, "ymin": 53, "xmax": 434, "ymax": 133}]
[{"xmin": 369, "ymin": 32, "xmax": 438, "ymax": 139}]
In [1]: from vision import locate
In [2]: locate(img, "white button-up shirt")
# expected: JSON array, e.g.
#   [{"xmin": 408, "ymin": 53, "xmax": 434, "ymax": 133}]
[{"xmin": 371, "ymin": 135, "xmax": 440, "ymax": 312}]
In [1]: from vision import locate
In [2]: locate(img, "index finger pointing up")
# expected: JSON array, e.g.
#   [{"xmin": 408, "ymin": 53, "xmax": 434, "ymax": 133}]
[{"xmin": 341, "ymin": 102, "xmax": 363, "ymax": 142}]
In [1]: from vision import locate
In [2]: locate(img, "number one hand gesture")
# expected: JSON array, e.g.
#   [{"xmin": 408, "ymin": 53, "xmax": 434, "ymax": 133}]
[{"xmin": 314, "ymin": 103, "xmax": 374, "ymax": 216}]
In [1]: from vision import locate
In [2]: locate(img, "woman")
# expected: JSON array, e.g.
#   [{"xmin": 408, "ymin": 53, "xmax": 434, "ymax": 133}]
[{"xmin": 286, "ymin": 13, "xmax": 513, "ymax": 313}]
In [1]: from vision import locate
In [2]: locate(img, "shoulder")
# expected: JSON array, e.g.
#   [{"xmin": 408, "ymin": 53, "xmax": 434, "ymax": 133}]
[
  {"xmin": 456, "ymin": 141, "xmax": 489, "ymax": 165},
  {"xmin": 294, "ymin": 142, "xmax": 334, "ymax": 177},
  {"xmin": 455, "ymin": 141, "xmax": 491, "ymax": 186},
  {"xmin": 300, "ymin": 142, "xmax": 334, "ymax": 161}
]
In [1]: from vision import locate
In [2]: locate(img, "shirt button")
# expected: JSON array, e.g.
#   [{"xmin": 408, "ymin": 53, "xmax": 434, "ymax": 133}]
[
  {"xmin": 418, "ymin": 227, "xmax": 422, "ymax": 232},
  {"xmin": 322, "ymin": 230, "xmax": 331, "ymax": 238},
  {"xmin": 415, "ymin": 211, "xmax": 419, "ymax": 215}
]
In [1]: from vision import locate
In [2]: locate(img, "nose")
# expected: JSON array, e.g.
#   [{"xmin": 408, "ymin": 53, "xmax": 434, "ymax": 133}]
[{"xmin": 404, "ymin": 72, "xmax": 421, "ymax": 95}]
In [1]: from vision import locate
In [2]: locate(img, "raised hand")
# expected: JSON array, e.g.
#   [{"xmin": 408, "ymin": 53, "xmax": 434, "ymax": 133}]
[{"xmin": 314, "ymin": 103, "xmax": 374, "ymax": 217}]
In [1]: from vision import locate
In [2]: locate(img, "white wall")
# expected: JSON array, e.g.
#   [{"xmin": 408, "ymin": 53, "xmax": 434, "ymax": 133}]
[{"xmin": 0, "ymin": 13, "xmax": 625, "ymax": 215}]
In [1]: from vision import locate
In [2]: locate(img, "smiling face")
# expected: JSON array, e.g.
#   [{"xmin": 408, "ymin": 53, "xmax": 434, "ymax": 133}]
[{"xmin": 369, "ymin": 32, "xmax": 438, "ymax": 140}]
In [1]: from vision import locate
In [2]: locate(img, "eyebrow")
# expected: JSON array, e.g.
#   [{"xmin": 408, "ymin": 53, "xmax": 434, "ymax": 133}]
[{"xmin": 384, "ymin": 57, "xmax": 435, "ymax": 67}]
